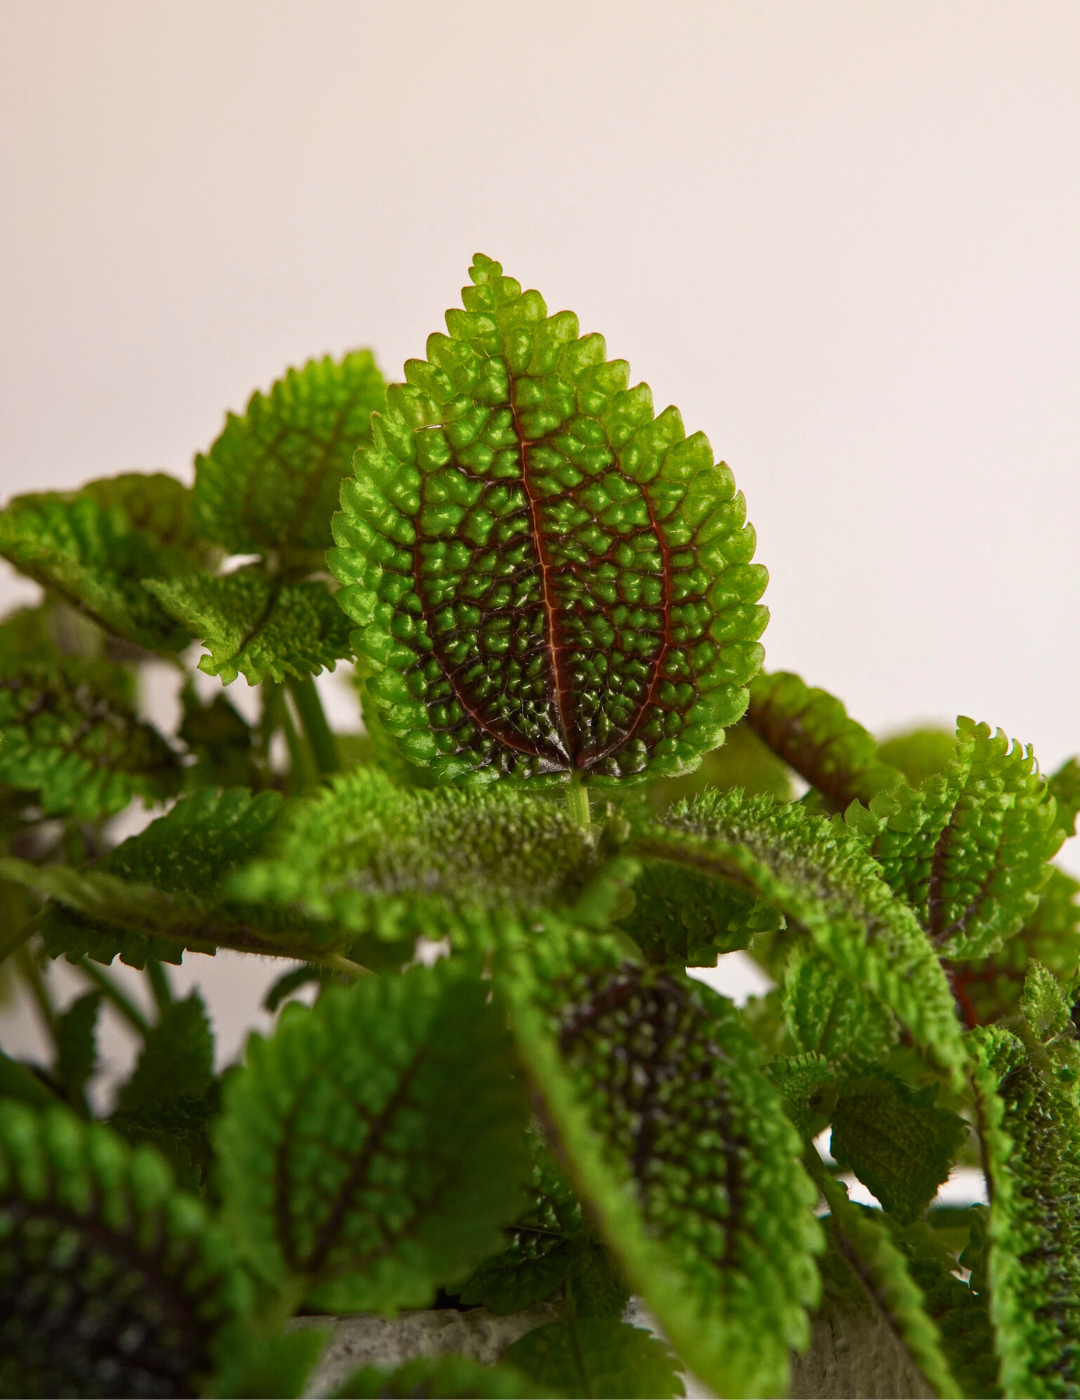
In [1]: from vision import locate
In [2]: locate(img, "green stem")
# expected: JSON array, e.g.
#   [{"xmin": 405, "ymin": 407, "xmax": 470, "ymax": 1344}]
[
  {"xmin": 145, "ymin": 958, "xmax": 173, "ymax": 1014},
  {"xmin": 16, "ymin": 944, "xmax": 56, "ymax": 1045},
  {"xmin": 287, "ymin": 675, "xmax": 340, "ymax": 776},
  {"xmin": 77, "ymin": 958, "xmax": 150, "ymax": 1037},
  {"xmin": 281, "ymin": 696, "xmax": 315, "ymax": 795},
  {"xmin": 566, "ymin": 775, "xmax": 592, "ymax": 830}
]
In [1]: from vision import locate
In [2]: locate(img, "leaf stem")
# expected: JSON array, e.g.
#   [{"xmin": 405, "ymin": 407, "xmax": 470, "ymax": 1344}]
[
  {"xmin": 281, "ymin": 693, "xmax": 316, "ymax": 794},
  {"xmin": 287, "ymin": 675, "xmax": 341, "ymax": 777},
  {"xmin": 76, "ymin": 958, "xmax": 151, "ymax": 1037},
  {"xmin": 145, "ymin": 958, "xmax": 173, "ymax": 1013},
  {"xmin": 16, "ymin": 943, "xmax": 56, "ymax": 1044},
  {"xmin": 566, "ymin": 775, "xmax": 592, "ymax": 830}
]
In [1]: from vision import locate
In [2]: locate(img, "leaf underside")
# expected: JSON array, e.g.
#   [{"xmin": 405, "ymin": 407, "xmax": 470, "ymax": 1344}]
[{"xmin": 331, "ymin": 253, "xmax": 768, "ymax": 788}]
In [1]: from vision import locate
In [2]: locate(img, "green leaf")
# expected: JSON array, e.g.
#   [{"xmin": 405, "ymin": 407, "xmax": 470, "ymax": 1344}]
[
  {"xmin": 747, "ymin": 670, "xmax": 905, "ymax": 810},
  {"xmin": 830, "ymin": 1074, "xmax": 969, "ymax": 1225},
  {"xmin": 0, "ymin": 1051, "xmax": 61, "ymax": 1111},
  {"xmin": 210, "ymin": 1325, "xmax": 330, "ymax": 1400},
  {"xmin": 0, "ymin": 644, "xmax": 180, "ymax": 820},
  {"xmin": 877, "ymin": 727, "xmax": 958, "ymax": 789},
  {"xmin": 971, "ymin": 1026, "xmax": 1080, "ymax": 1397},
  {"xmin": 147, "ymin": 568, "xmax": 353, "ymax": 685},
  {"xmin": 503, "ymin": 927, "xmax": 822, "ymax": 1399},
  {"xmin": 765, "ymin": 1052, "xmax": 836, "ymax": 1139},
  {"xmin": 115, "ymin": 991, "xmax": 215, "ymax": 1113},
  {"xmin": 330, "ymin": 253, "xmax": 768, "ymax": 789},
  {"xmin": 178, "ymin": 683, "xmax": 261, "ymax": 791},
  {"xmin": 619, "ymin": 856, "xmax": 782, "ymax": 968},
  {"xmin": 632, "ymin": 788, "xmax": 967, "ymax": 1081},
  {"xmin": 646, "ymin": 714, "xmax": 795, "ymax": 813},
  {"xmin": 801, "ymin": 1175, "xmax": 963, "ymax": 1399},
  {"xmin": 505, "ymin": 1317, "xmax": 684, "ymax": 1400},
  {"xmin": 0, "ymin": 476, "xmax": 199, "ymax": 653},
  {"xmin": 216, "ymin": 958, "xmax": 530, "ymax": 1312},
  {"xmin": 53, "ymin": 989, "xmax": 102, "ymax": 1111},
  {"xmin": 458, "ymin": 1136, "xmax": 583, "ymax": 1313},
  {"xmin": 27, "ymin": 788, "xmax": 288, "ymax": 968},
  {"xmin": 230, "ymin": 764, "xmax": 631, "ymax": 944},
  {"xmin": 1019, "ymin": 960, "xmax": 1075, "ymax": 1048},
  {"xmin": 0, "ymin": 1100, "xmax": 246, "ymax": 1397},
  {"xmin": 781, "ymin": 940, "xmax": 898, "ymax": 1067},
  {"xmin": 334, "ymin": 1354, "xmax": 551, "ymax": 1399},
  {"xmin": 859, "ymin": 717, "xmax": 1060, "ymax": 962},
  {"xmin": 1050, "ymin": 757, "xmax": 1080, "ymax": 840},
  {"xmin": 195, "ymin": 350, "xmax": 386, "ymax": 558}
]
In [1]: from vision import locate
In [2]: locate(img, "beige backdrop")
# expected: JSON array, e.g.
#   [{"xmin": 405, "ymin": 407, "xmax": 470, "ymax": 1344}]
[{"xmin": 1, "ymin": 1, "xmax": 1078, "ymax": 1087}]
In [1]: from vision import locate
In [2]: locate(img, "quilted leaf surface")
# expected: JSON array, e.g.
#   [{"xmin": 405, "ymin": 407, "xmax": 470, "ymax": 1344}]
[
  {"xmin": 216, "ymin": 958, "xmax": 529, "ymax": 1312},
  {"xmin": 504, "ymin": 927, "xmax": 822, "ymax": 1399},
  {"xmin": 331, "ymin": 254, "xmax": 768, "ymax": 788},
  {"xmin": 195, "ymin": 350, "xmax": 386, "ymax": 557}
]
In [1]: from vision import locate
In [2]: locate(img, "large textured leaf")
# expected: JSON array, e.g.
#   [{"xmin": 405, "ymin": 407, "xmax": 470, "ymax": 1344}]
[
  {"xmin": 0, "ymin": 1100, "xmax": 245, "ymax": 1398},
  {"xmin": 195, "ymin": 350, "xmax": 386, "ymax": 558},
  {"xmin": 0, "ymin": 477, "xmax": 198, "ymax": 653},
  {"xmin": 830, "ymin": 1074, "xmax": 969, "ymax": 1225},
  {"xmin": 971, "ymin": 1026, "xmax": 1080, "ymax": 1397},
  {"xmin": 504, "ymin": 1316, "xmax": 684, "ymax": 1399},
  {"xmin": 747, "ymin": 670, "xmax": 904, "ymax": 810},
  {"xmin": 216, "ymin": 958, "xmax": 529, "ymax": 1312},
  {"xmin": 503, "ymin": 926, "xmax": 822, "ymax": 1399},
  {"xmin": 147, "ymin": 569, "xmax": 352, "ymax": 685},
  {"xmin": 330, "ymin": 253, "xmax": 767, "ymax": 788},
  {"xmin": 632, "ymin": 788, "xmax": 967, "ymax": 1079},
  {"xmin": 0, "ymin": 644, "xmax": 180, "ymax": 820},
  {"xmin": 1, "ymin": 789, "xmax": 311, "ymax": 969},
  {"xmin": 853, "ymin": 718, "xmax": 1059, "ymax": 962},
  {"xmin": 230, "ymin": 764, "xmax": 634, "ymax": 944}
]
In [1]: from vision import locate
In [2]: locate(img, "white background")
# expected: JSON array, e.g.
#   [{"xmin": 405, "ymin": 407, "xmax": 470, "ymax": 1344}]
[{"xmin": 1, "ymin": 2, "xmax": 1078, "ymax": 1102}]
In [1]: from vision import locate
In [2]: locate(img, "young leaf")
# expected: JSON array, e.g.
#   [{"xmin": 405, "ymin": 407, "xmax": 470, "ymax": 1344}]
[
  {"xmin": 1049, "ymin": 757, "xmax": 1080, "ymax": 841},
  {"xmin": 861, "ymin": 717, "xmax": 1059, "ymax": 962},
  {"xmin": 632, "ymin": 788, "xmax": 967, "ymax": 1080},
  {"xmin": 0, "ymin": 477, "xmax": 198, "ymax": 653},
  {"xmin": 178, "ymin": 683, "xmax": 260, "ymax": 791},
  {"xmin": 830, "ymin": 1074, "xmax": 969, "ymax": 1225},
  {"xmin": 0, "ymin": 647, "xmax": 180, "ymax": 820},
  {"xmin": 764, "ymin": 1053, "xmax": 836, "ymax": 1140},
  {"xmin": 195, "ymin": 350, "xmax": 386, "ymax": 559},
  {"xmin": 215, "ymin": 958, "xmax": 530, "ymax": 1313},
  {"xmin": 114, "ymin": 992, "xmax": 215, "ymax": 1124},
  {"xmin": 147, "ymin": 569, "xmax": 352, "ymax": 685},
  {"xmin": 504, "ymin": 1317, "xmax": 684, "ymax": 1400},
  {"xmin": 458, "ymin": 1136, "xmax": 583, "ymax": 1314},
  {"xmin": 0, "ymin": 1100, "xmax": 245, "ymax": 1398},
  {"xmin": 801, "ymin": 1175, "xmax": 963, "ymax": 1400},
  {"xmin": 971, "ymin": 1026, "xmax": 1080, "ymax": 1397},
  {"xmin": 230, "ymin": 764, "xmax": 631, "ymax": 944},
  {"xmin": 877, "ymin": 727, "xmax": 958, "ymax": 789},
  {"xmin": 330, "ymin": 253, "xmax": 767, "ymax": 789},
  {"xmin": 53, "ymin": 988, "xmax": 102, "ymax": 1112},
  {"xmin": 781, "ymin": 940, "xmax": 898, "ymax": 1067},
  {"xmin": 503, "ymin": 926, "xmax": 822, "ymax": 1399},
  {"xmin": 747, "ymin": 670, "xmax": 905, "ymax": 810},
  {"xmin": 334, "ymin": 1354, "xmax": 550, "ymax": 1399}
]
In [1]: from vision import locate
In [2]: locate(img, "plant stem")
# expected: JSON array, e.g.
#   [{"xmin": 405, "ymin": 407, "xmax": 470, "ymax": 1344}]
[
  {"xmin": 145, "ymin": 958, "xmax": 173, "ymax": 1014},
  {"xmin": 77, "ymin": 958, "xmax": 150, "ymax": 1037},
  {"xmin": 16, "ymin": 943, "xmax": 56, "ymax": 1045},
  {"xmin": 566, "ymin": 775, "xmax": 592, "ymax": 830},
  {"xmin": 281, "ymin": 694, "xmax": 315, "ymax": 794},
  {"xmin": 286, "ymin": 675, "xmax": 340, "ymax": 776}
]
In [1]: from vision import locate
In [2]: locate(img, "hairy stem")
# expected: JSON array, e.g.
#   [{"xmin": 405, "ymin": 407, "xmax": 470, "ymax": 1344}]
[
  {"xmin": 77, "ymin": 957, "xmax": 150, "ymax": 1037},
  {"xmin": 287, "ymin": 674, "xmax": 341, "ymax": 776}
]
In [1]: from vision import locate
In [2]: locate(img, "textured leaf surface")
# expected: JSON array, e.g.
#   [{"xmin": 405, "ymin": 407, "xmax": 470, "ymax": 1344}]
[
  {"xmin": 216, "ymin": 958, "xmax": 529, "ymax": 1312},
  {"xmin": 504, "ymin": 927, "xmax": 822, "ymax": 1399},
  {"xmin": 0, "ymin": 643, "xmax": 180, "ymax": 820},
  {"xmin": 148, "ymin": 569, "xmax": 352, "ymax": 685},
  {"xmin": 331, "ymin": 254, "xmax": 767, "ymax": 788},
  {"xmin": 54, "ymin": 990, "xmax": 102, "ymax": 1110},
  {"xmin": 633, "ymin": 789, "xmax": 966, "ymax": 1078},
  {"xmin": 30, "ymin": 788, "xmax": 286, "ymax": 967},
  {"xmin": 747, "ymin": 670, "xmax": 904, "ymax": 810},
  {"xmin": 195, "ymin": 350, "xmax": 386, "ymax": 557},
  {"xmin": 231, "ymin": 764, "xmax": 629, "ymax": 943},
  {"xmin": 807, "ymin": 1175, "xmax": 962, "ymax": 1399},
  {"xmin": 971, "ymin": 1027, "xmax": 1080, "ymax": 1397},
  {"xmin": 505, "ymin": 1317, "xmax": 684, "ymax": 1399},
  {"xmin": 830, "ymin": 1074, "xmax": 969, "ymax": 1225},
  {"xmin": 335, "ymin": 1354, "xmax": 549, "ymax": 1399},
  {"xmin": 0, "ymin": 478, "xmax": 197, "ymax": 653},
  {"xmin": 619, "ymin": 857, "xmax": 781, "ymax": 968},
  {"xmin": 858, "ymin": 718, "xmax": 1059, "ymax": 962},
  {"xmin": 781, "ymin": 940, "xmax": 898, "ymax": 1067},
  {"xmin": 765, "ymin": 1052, "xmax": 836, "ymax": 1139},
  {"xmin": 0, "ymin": 1101, "xmax": 244, "ymax": 1398}
]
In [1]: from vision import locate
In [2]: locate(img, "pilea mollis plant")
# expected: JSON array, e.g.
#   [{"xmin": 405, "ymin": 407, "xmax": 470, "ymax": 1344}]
[{"xmin": 0, "ymin": 255, "xmax": 1078, "ymax": 1400}]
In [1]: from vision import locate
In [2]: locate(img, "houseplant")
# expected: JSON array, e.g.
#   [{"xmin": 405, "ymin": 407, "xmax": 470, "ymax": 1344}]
[{"xmin": 0, "ymin": 253, "xmax": 1077, "ymax": 1398}]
